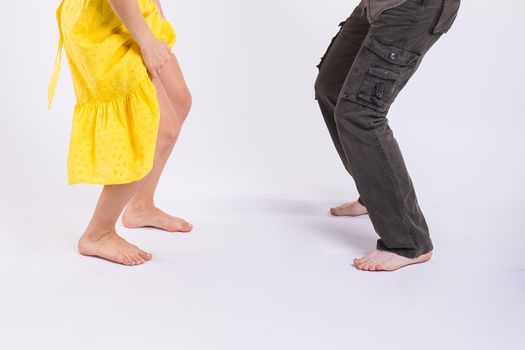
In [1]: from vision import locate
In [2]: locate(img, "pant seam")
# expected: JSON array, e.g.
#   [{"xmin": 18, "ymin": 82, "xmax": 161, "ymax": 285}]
[
  {"xmin": 363, "ymin": 3, "xmax": 427, "ymax": 254},
  {"xmin": 367, "ymin": 120, "xmax": 421, "ymax": 253}
]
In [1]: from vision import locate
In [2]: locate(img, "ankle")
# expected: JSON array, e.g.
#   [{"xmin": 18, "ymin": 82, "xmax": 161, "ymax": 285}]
[
  {"xmin": 82, "ymin": 219, "xmax": 116, "ymax": 240},
  {"xmin": 81, "ymin": 227, "xmax": 115, "ymax": 242},
  {"xmin": 126, "ymin": 200, "xmax": 155, "ymax": 213}
]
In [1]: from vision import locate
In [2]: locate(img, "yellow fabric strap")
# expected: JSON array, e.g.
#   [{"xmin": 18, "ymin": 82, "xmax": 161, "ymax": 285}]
[{"xmin": 48, "ymin": 1, "xmax": 64, "ymax": 110}]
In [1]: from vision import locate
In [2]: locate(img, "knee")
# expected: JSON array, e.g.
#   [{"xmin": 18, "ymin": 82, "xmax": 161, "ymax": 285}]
[
  {"xmin": 334, "ymin": 100, "xmax": 366, "ymax": 134},
  {"xmin": 158, "ymin": 118, "xmax": 182, "ymax": 147},
  {"xmin": 176, "ymin": 90, "xmax": 192, "ymax": 121},
  {"xmin": 334, "ymin": 100, "xmax": 388, "ymax": 138}
]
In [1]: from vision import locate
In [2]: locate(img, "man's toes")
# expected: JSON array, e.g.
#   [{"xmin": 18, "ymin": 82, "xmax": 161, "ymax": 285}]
[{"xmin": 357, "ymin": 254, "xmax": 374, "ymax": 265}]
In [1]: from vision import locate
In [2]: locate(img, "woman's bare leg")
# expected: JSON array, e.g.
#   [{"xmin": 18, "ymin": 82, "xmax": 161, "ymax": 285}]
[
  {"xmin": 123, "ymin": 54, "xmax": 193, "ymax": 233},
  {"xmin": 78, "ymin": 182, "xmax": 152, "ymax": 266}
]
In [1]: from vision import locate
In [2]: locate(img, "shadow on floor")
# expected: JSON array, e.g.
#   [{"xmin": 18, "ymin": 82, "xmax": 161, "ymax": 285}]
[{"xmin": 222, "ymin": 196, "xmax": 377, "ymax": 253}]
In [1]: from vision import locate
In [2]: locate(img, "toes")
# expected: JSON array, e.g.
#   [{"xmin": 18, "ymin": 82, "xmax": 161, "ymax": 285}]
[
  {"xmin": 117, "ymin": 254, "xmax": 131, "ymax": 266},
  {"xmin": 133, "ymin": 249, "xmax": 148, "ymax": 265},
  {"xmin": 139, "ymin": 250, "xmax": 152, "ymax": 261},
  {"xmin": 356, "ymin": 263, "xmax": 368, "ymax": 271},
  {"xmin": 129, "ymin": 246, "xmax": 150, "ymax": 264},
  {"xmin": 180, "ymin": 220, "xmax": 193, "ymax": 232},
  {"xmin": 134, "ymin": 253, "xmax": 145, "ymax": 265},
  {"xmin": 180, "ymin": 223, "xmax": 193, "ymax": 232},
  {"xmin": 359, "ymin": 264, "xmax": 371, "ymax": 271},
  {"xmin": 354, "ymin": 251, "xmax": 406, "ymax": 272},
  {"xmin": 125, "ymin": 254, "xmax": 138, "ymax": 266},
  {"xmin": 132, "ymin": 254, "xmax": 144, "ymax": 265},
  {"xmin": 171, "ymin": 220, "xmax": 193, "ymax": 232},
  {"xmin": 356, "ymin": 251, "xmax": 379, "ymax": 265}
]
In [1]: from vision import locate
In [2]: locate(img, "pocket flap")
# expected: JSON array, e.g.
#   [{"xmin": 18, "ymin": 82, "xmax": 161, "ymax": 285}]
[{"xmin": 364, "ymin": 39, "xmax": 419, "ymax": 67}]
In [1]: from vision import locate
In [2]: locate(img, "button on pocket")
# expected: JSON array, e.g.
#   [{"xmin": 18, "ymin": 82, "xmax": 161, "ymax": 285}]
[
  {"xmin": 364, "ymin": 39, "xmax": 419, "ymax": 67},
  {"xmin": 343, "ymin": 38, "xmax": 420, "ymax": 113}
]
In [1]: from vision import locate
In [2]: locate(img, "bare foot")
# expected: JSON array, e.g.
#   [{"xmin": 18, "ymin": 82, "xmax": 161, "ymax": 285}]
[
  {"xmin": 330, "ymin": 201, "xmax": 368, "ymax": 217},
  {"xmin": 353, "ymin": 250, "xmax": 432, "ymax": 272},
  {"xmin": 122, "ymin": 206, "xmax": 193, "ymax": 233},
  {"xmin": 78, "ymin": 230, "xmax": 152, "ymax": 266}
]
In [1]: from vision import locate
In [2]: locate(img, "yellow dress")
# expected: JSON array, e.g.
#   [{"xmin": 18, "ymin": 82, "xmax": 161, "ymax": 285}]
[{"xmin": 48, "ymin": 0, "xmax": 176, "ymax": 185}]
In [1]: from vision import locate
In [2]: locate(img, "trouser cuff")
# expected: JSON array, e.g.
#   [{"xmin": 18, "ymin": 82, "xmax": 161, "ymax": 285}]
[{"xmin": 376, "ymin": 239, "xmax": 433, "ymax": 259}]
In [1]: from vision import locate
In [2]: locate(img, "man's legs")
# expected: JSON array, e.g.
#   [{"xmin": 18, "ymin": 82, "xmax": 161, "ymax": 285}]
[
  {"xmin": 332, "ymin": 0, "xmax": 460, "ymax": 270},
  {"xmin": 314, "ymin": 3, "xmax": 370, "ymax": 217}
]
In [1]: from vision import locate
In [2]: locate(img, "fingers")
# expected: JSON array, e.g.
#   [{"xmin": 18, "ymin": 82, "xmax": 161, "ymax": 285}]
[
  {"xmin": 149, "ymin": 68, "xmax": 159, "ymax": 79},
  {"xmin": 142, "ymin": 40, "xmax": 171, "ymax": 79},
  {"xmin": 157, "ymin": 52, "xmax": 172, "ymax": 76},
  {"xmin": 151, "ymin": 52, "xmax": 172, "ymax": 78}
]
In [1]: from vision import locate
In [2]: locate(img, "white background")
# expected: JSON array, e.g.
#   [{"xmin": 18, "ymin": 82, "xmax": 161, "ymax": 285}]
[{"xmin": 0, "ymin": 1, "xmax": 524, "ymax": 349}]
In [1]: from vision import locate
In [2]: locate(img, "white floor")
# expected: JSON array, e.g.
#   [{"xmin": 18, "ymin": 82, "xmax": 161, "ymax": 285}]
[{"xmin": 1, "ymin": 168, "xmax": 524, "ymax": 349}]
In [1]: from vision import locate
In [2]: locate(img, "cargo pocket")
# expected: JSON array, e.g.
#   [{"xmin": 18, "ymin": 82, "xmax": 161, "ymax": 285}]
[
  {"xmin": 344, "ymin": 38, "xmax": 421, "ymax": 113},
  {"xmin": 317, "ymin": 20, "xmax": 347, "ymax": 70},
  {"xmin": 357, "ymin": 68, "xmax": 399, "ymax": 112},
  {"xmin": 431, "ymin": 0, "xmax": 461, "ymax": 34}
]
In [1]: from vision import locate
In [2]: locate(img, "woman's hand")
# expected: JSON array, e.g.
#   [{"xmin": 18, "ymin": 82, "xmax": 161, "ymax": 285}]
[
  {"xmin": 107, "ymin": 1, "xmax": 170, "ymax": 78},
  {"xmin": 139, "ymin": 38, "xmax": 172, "ymax": 79}
]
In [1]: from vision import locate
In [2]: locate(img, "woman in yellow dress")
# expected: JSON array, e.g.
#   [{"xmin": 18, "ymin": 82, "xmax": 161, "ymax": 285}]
[{"xmin": 49, "ymin": 0, "xmax": 193, "ymax": 266}]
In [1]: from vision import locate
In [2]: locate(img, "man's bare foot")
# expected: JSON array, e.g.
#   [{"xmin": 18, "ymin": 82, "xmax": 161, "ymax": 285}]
[
  {"xmin": 78, "ymin": 230, "xmax": 152, "ymax": 266},
  {"xmin": 353, "ymin": 250, "xmax": 432, "ymax": 272},
  {"xmin": 330, "ymin": 201, "xmax": 368, "ymax": 217},
  {"xmin": 122, "ymin": 206, "xmax": 193, "ymax": 233}
]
